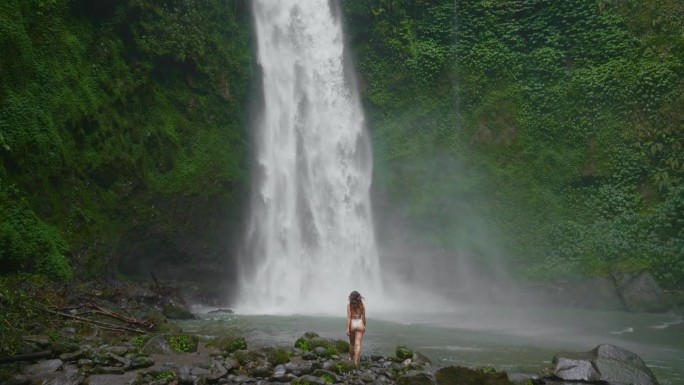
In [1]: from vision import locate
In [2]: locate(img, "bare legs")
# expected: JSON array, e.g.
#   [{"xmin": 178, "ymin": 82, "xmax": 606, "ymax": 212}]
[
  {"xmin": 352, "ymin": 330, "xmax": 364, "ymax": 364},
  {"xmin": 348, "ymin": 331, "xmax": 355, "ymax": 360}
]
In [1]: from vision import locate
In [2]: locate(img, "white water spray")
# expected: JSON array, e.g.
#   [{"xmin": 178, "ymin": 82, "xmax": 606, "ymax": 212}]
[{"xmin": 237, "ymin": 0, "xmax": 382, "ymax": 314}]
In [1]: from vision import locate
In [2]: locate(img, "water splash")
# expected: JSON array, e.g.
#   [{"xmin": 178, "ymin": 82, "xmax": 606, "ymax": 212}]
[{"xmin": 237, "ymin": 0, "xmax": 382, "ymax": 314}]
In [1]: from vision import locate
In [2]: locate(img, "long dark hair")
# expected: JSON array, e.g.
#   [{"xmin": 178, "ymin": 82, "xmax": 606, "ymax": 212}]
[{"xmin": 349, "ymin": 291, "xmax": 364, "ymax": 316}]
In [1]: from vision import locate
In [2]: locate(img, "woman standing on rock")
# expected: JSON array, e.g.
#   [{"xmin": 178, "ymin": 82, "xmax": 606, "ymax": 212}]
[{"xmin": 346, "ymin": 291, "xmax": 366, "ymax": 364}]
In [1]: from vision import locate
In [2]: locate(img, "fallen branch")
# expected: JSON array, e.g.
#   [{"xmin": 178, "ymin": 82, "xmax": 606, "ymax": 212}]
[
  {"xmin": 37, "ymin": 307, "xmax": 146, "ymax": 334},
  {"xmin": 0, "ymin": 351, "xmax": 52, "ymax": 364}
]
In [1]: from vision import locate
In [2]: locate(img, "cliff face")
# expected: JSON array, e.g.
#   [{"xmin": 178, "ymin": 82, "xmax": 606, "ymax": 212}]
[{"xmin": 0, "ymin": 0, "xmax": 253, "ymax": 283}]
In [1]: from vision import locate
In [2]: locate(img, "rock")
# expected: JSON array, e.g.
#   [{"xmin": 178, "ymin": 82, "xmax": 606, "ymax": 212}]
[
  {"xmin": 552, "ymin": 344, "xmax": 659, "ymax": 385},
  {"xmin": 285, "ymin": 361, "xmax": 313, "ymax": 376},
  {"xmin": 60, "ymin": 349, "xmax": 85, "ymax": 362},
  {"xmin": 130, "ymin": 356, "xmax": 155, "ymax": 369},
  {"xmin": 614, "ymin": 271, "xmax": 672, "ymax": 312},
  {"xmin": 412, "ymin": 352, "xmax": 432, "ymax": 366},
  {"xmin": 396, "ymin": 346, "xmax": 414, "ymax": 360},
  {"xmin": 312, "ymin": 346, "xmax": 330, "ymax": 358},
  {"xmin": 207, "ymin": 308, "xmax": 234, "ymax": 314},
  {"xmin": 85, "ymin": 373, "xmax": 138, "ymax": 385},
  {"xmin": 24, "ymin": 359, "xmax": 63, "ymax": 376},
  {"xmin": 206, "ymin": 361, "xmax": 228, "ymax": 382},
  {"xmin": 162, "ymin": 299, "xmax": 197, "ymax": 320},
  {"xmin": 206, "ymin": 336, "xmax": 247, "ymax": 353},
  {"xmin": 397, "ymin": 372, "xmax": 434, "ymax": 385},
  {"xmin": 435, "ymin": 366, "xmax": 513, "ymax": 385},
  {"xmin": 91, "ymin": 366, "xmax": 126, "ymax": 375},
  {"xmin": 43, "ymin": 370, "xmax": 85, "ymax": 385},
  {"xmin": 329, "ymin": 340, "xmax": 347, "ymax": 355},
  {"xmin": 296, "ymin": 374, "xmax": 327, "ymax": 384},
  {"xmin": 141, "ymin": 334, "xmax": 172, "ymax": 355},
  {"xmin": 251, "ymin": 365, "xmax": 273, "ymax": 378},
  {"xmin": 101, "ymin": 345, "xmax": 129, "ymax": 356}
]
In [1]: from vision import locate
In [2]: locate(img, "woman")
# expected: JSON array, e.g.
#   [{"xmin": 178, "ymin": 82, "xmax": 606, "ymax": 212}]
[{"xmin": 346, "ymin": 291, "xmax": 366, "ymax": 364}]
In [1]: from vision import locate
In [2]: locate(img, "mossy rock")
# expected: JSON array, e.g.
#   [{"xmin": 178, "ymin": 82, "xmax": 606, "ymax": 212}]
[
  {"xmin": 232, "ymin": 347, "xmax": 277, "ymax": 365},
  {"xmin": 435, "ymin": 366, "xmax": 514, "ymax": 385},
  {"xmin": 245, "ymin": 346, "xmax": 290, "ymax": 365},
  {"xmin": 303, "ymin": 331, "xmax": 320, "ymax": 339},
  {"xmin": 396, "ymin": 372, "xmax": 434, "ymax": 385},
  {"xmin": 332, "ymin": 360, "xmax": 357, "ymax": 374},
  {"xmin": 295, "ymin": 337, "xmax": 312, "ymax": 351},
  {"xmin": 396, "ymin": 345, "xmax": 414, "ymax": 360},
  {"xmin": 206, "ymin": 336, "xmax": 248, "ymax": 353},
  {"xmin": 334, "ymin": 339, "xmax": 350, "ymax": 354}
]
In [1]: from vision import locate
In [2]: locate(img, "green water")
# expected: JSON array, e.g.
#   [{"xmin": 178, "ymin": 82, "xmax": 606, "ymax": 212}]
[{"xmin": 180, "ymin": 305, "xmax": 683, "ymax": 384}]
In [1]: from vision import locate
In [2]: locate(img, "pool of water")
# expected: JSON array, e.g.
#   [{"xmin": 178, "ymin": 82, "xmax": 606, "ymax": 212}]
[{"xmin": 179, "ymin": 304, "xmax": 683, "ymax": 385}]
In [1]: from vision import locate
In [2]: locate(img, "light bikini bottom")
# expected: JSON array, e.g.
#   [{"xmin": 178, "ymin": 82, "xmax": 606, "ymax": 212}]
[{"xmin": 351, "ymin": 319, "xmax": 363, "ymax": 329}]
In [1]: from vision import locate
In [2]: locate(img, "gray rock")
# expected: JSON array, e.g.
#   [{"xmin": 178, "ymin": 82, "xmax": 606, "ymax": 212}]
[
  {"xmin": 190, "ymin": 366, "xmax": 209, "ymax": 376},
  {"xmin": 85, "ymin": 373, "xmax": 138, "ymax": 385},
  {"xmin": 552, "ymin": 344, "xmax": 659, "ymax": 385},
  {"xmin": 77, "ymin": 359, "xmax": 93, "ymax": 367},
  {"xmin": 24, "ymin": 359, "xmax": 63, "ymax": 375},
  {"xmin": 101, "ymin": 345, "xmax": 129, "ymax": 356},
  {"xmin": 554, "ymin": 356, "xmax": 599, "ymax": 381},
  {"xmin": 23, "ymin": 335, "xmax": 51, "ymax": 348},
  {"xmin": 60, "ymin": 350, "xmax": 85, "ymax": 362},
  {"xmin": 91, "ymin": 366, "xmax": 126, "ymax": 375},
  {"xmin": 285, "ymin": 361, "xmax": 313, "ymax": 376},
  {"xmin": 44, "ymin": 370, "xmax": 85, "ymax": 385},
  {"xmin": 206, "ymin": 361, "xmax": 228, "ymax": 382},
  {"xmin": 141, "ymin": 334, "xmax": 172, "ymax": 355},
  {"xmin": 313, "ymin": 346, "xmax": 329, "ymax": 357},
  {"xmin": 130, "ymin": 356, "xmax": 154, "ymax": 369},
  {"xmin": 297, "ymin": 374, "xmax": 327, "ymax": 384},
  {"xmin": 163, "ymin": 299, "xmax": 197, "ymax": 320},
  {"xmin": 251, "ymin": 365, "xmax": 273, "ymax": 378},
  {"xmin": 615, "ymin": 271, "xmax": 672, "ymax": 312}
]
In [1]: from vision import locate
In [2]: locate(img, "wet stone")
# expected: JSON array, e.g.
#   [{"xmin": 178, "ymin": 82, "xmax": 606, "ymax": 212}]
[{"xmin": 24, "ymin": 359, "xmax": 63, "ymax": 375}]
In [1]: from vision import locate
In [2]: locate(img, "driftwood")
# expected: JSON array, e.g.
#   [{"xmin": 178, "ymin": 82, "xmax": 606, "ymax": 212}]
[
  {"xmin": 0, "ymin": 351, "xmax": 52, "ymax": 364},
  {"xmin": 37, "ymin": 306, "xmax": 153, "ymax": 334}
]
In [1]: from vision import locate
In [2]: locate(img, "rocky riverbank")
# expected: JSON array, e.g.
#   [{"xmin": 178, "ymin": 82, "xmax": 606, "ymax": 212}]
[{"xmin": 0, "ymin": 279, "xmax": 665, "ymax": 385}]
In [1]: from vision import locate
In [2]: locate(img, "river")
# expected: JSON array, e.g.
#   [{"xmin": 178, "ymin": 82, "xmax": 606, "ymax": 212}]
[{"xmin": 180, "ymin": 304, "xmax": 683, "ymax": 384}]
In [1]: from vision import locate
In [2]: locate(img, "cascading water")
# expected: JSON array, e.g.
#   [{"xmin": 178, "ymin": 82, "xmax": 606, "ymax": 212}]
[{"xmin": 237, "ymin": 0, "xmax": 382, "ymax": 314}]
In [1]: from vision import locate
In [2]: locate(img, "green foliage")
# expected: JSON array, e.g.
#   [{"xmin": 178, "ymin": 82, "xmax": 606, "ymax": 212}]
[
  {"xmin": 167, "ymin": 334, "xmax": 192, "ymax": 353},
  {"xmin": 0, "ymin": 189, "xmax": 72, "ymax": 280},
  {"xmin": 130, "ymin": 334, "xmax": 150, "ymax": 349},
  {"xmin": 0, "ymin": 275, "xmax": 58, "ymax": 356},
  {"xmin": 294, "ymin": 337, "xmax": 311, "ymax": 352},
  {"xmin": 153, "ymin": 370, "xmax": 175, "ymax": 381},
  {"xmin": 0, "ymin": 0, "xmax": 252, "ymax": 278},
  {"xmin": 341, "ymin": 0, "xmax": 684, "ymax": 287},
  {"xmin": 229, "ymin": 337, "xmax": 248, "ymax": 352}
]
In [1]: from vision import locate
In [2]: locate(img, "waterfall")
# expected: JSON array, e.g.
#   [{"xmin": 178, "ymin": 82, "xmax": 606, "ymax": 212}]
[{"xmin": 237, "ymin": 0, "xmax": 382, "ymax": 314}]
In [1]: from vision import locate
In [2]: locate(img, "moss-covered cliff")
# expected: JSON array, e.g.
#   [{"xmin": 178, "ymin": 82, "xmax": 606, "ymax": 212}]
[
  {"xmin": 340, "ymin": 0, "xmax": 684, "ymax": 287},
  {"xmin": 0, "ymin": 0, "xmax": 252, "ymax": 282}
]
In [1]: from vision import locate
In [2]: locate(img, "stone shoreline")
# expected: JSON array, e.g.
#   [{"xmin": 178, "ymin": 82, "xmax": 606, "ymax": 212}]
[{"xmin": 0, "ymin": 280, "xmax": 665, "ymax": 385}]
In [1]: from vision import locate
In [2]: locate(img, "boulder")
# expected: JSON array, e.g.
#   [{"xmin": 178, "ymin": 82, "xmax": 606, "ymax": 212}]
[
  {"xmin": 435, "ymin": 366, "xmax": 513, "ymax": 385},
  {"xmin": 396, "ymin": 346, "xmax": 414, "ymax": 360},
  {"xmin": 162, "ymin": 299, "xmax": 197, "ymax": 320},
  {"xmin": 614, "ymin": 271, "xmax": 672, "ymax": 312},
  {"xmin": 552, "ymin": 344, "xmax": 659, "ymax": 385},
  {"xmin": 23, "ymin": 359, "xmax": 63, "ymax": 376}
]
